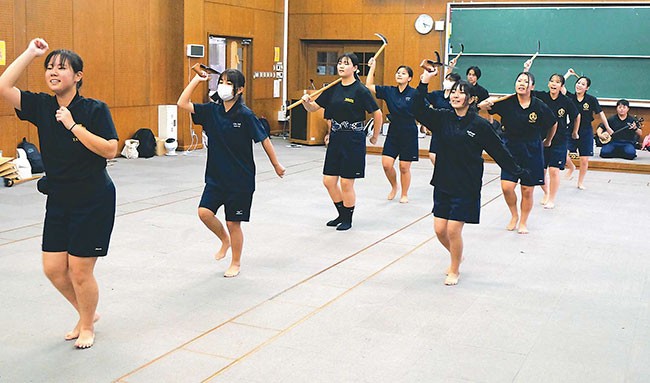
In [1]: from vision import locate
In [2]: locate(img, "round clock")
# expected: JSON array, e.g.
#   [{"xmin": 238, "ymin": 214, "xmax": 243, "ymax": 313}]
[{"xmin": 415, "ymin": 14, "xmax": 434, "ymax": 35}]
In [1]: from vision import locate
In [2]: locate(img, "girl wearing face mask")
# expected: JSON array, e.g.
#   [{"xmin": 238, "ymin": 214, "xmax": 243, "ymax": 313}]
[
  {"xmin": 365, "ymin": 58, "xmax": 417, "ymax": 203},
  {"xmin": 424, "ymin": 71, "xmax": 461, "ymax": 165},
  {"xmin": 0, "ymin": 38, "xmax": 119, "ymax": 349},
  {"xmin": 300, "ymin": 53, "xmax": 382, "ymax": 231},
  {"xmin": 413, "ymin": 74, "xmax": 525, "ymax": 286},
  {"xmin": 478, "ymin": 72, "xmax": 557, "ymax": 234},
  {"xmin": 562, "ymin": 69, "xmax": 612, "ymax": 189},
  {"xmin": 177, "ymin": 68, "xmax": 285, "ymax": 278},
  {"xmin": 523, "ymin": 61, "xmax": 581, "ymax": 209}
]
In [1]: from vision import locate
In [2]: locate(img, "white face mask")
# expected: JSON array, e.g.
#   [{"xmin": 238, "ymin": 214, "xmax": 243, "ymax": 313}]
[
  {"xmin": 443, "ymin": 80, "xmax": 455, "ymax": 90},
  {"xmin": 217, "ymin": 84, "xmax": 234, "ymax": 101}
]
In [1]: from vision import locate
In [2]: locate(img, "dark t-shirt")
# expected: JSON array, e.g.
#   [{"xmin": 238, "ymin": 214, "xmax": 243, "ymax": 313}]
[
  {"xmin": 16, "ymin": 91, "xmax": 117, "ymax": 199},
  {"xmin": 425, "ymin": 90, "xmax": 452, "ymax": 110},
  {"xmin": 192, "ymin": 98, "xmax": 268, "ymax": 193},
  {"xmin": 567, "ymin": 91, "xmax": 602, "ymax": 130},
  {"xmin": 607, "ymin": 115, "xmax": 638, "ymax": 143},
  {"xmin": 488, "ymin": 95, "xmax": 555, "ymax": 142},
  {"xmin": 414, "ymin": 83, "xmax": 523, "ymax": 198},
  {"xmin": 532, "ymin": 90, "xmax": 579, "ymax": 140},
  {"xmin": 471, "ymin": 83, "xmax": 490, "ymax": 103},
  {"xmin": 316, "ymin": 80, "xmax": 379, "ymax": 123}
]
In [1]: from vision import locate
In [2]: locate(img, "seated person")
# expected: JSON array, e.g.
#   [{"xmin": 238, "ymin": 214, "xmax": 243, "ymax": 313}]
[{"xmin": 598, "ymin": 99, "xmax": 643, "ymax": 160}]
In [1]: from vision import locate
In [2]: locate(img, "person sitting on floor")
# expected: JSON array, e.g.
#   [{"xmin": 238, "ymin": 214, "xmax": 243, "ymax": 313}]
[{"xmin": 598, "ymin": 99, "xmax": 643, "ymax": 160}]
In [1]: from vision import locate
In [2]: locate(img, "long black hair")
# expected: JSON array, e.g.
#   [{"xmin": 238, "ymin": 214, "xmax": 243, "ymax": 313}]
[{"xmin": 44, "ymin": 49, "xmax": 84, "ymax": 90}]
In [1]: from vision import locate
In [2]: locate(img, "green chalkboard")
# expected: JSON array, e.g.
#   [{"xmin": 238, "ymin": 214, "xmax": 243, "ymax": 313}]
[{"xmin": 448, "ymin": 4, "xmax": 650, "ymax": 102}]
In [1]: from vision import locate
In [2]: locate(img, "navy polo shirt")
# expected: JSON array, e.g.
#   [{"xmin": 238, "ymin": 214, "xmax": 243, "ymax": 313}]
[
  {"xmin": 315, "ymin": 80, "xmax": 379, "ymax": 123},
  {"xmin": 192, "ymin": 98, "xmax": 268, "ymax": 193},
  {"xmin": 489, "ymin": 95, "xmax": 555, "ymax": 141},
  {"xmin": 16, "ymin": 91, "xmax": 117, "ymax": 199},
  {"xmin": 425, "ymin": 90, "xmax": 452, "ymax": 110},
  {"xmin": 375, "ymin": 85, "xmax": 417, "ymax": 136}
]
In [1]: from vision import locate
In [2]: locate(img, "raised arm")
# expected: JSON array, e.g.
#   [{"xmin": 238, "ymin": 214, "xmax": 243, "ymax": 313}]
[
  {"xmin": 177, "ymin": 73, "xmax": 209, "ymax": 114},
  {"xmin": 365, "ymin": 57, "xmax": 378, "ymax": 94},
  {"xmin": 0, "ymin": 38, "xmax": 49, "ymax": 110}
]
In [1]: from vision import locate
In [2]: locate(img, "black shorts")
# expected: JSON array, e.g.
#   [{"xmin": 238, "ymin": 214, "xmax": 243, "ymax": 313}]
[
  {"xmin": 42, "ymin": 182, "xmax": 116, "ymax": 257},
  {"xmin": 544, "ymin": 139, "xmax": 568, "ymax": 169},
  {"xmin": 567, "ymin": 127, "xmax": 594, "ymax": 156},
  {"xmin": 199, "ymin": 184, "xmax": 253, "ymax": 222},
  {"xmin": 323, "ymin": 130, "xmax": 366, "ymax": 179},
  {"xmin": 501, "ymin": 139, "xmax": 545, "ymax": 186},
  {"xmin": 432, "ymin": 188, "xmax": 480, "ymax": 224},
  {"xmin": 382, "ymin": 133, "xmax": 419, "ymax": 162}
]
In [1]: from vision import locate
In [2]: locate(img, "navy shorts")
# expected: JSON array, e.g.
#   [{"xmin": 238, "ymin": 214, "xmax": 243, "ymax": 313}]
[
  {"xmin": 382, "ymin": 124, "xmax": 419, "ymax": 161},
  {"xmin": 323, "ymin": 130, "xmax": 366, "ymax": 179},
  {"xmin": 567, "ymin": 127, "xmax": 594, "ymax": 156},
  {"xmin": 432, "ymin": 188, "xmax": 480, "ymax": 224},
  {"xmin": 42, "ymin": 182, "xmax": 116, "ymax": 257},
  {"xmin": 544, "ymin": 139, "xmax": 568, "ymax": 169},
  {"xmin": 501, "ymin": 139, "xmax": 545, "ymax": 186},
  {"xmin": 199, "ymin": 184, "xmax": 253, "ymax": 222}
]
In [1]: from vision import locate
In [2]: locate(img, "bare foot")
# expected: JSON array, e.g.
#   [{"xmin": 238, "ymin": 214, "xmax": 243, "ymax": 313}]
[
  {"xmin": 540, "ymin": 195, "xmax": 549, "ymax": 205},
  {"xmin": 518, "ymin": 225, "xmax": 529, "ymax": 234},
  {"xmin": 224, "ymin": 264, "xmax": 240, "ymax": 278},
  {"xmin": 387, "ymin": 188, "xmax": 398, "ymax": 200},
  {"xmin": 577, "ymin": 184, "xmax": 586, "ymax": 190},
  {"xmin": 444, "ymin": 273, "xmax": 460, "ymax": 286},
  {"xmin": 507, "ymin": 216, "xmax": 519, "ymax": 231},
  {"xmin": 564, "ymin": 168, "xmax": 574, "ymax": 180},
  {"xmin": 544, "ymin": 202, "xmax": 555, "ymax": 209},
  {"xmin": 74, "ymin": 329, "xmax": 95, "ymax": 349},
  {"xmin": 399, "ymin": 195, "xmax": 408, "ymax": 204},
  {"xmin": 445, "ymin": 257, "xmax": 464, "ymax": 275},
  {"xmin": 65, "ymin": 313, "xmax": 100, "ymax": 341},
  {"xmin": 215, "ymin": 241, "xmax": 230, "ymax": 261}
]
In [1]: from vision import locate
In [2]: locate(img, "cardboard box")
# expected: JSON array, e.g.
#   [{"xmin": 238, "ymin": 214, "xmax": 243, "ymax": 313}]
[{"xmin": 155, "ymin": 137, "xmax": 166, "ymax": 156}]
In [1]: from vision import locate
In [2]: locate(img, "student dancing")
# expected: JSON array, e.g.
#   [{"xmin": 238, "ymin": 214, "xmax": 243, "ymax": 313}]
[
  {"xmin": 479, "ymin": 72, "xmax": 557, "ymax": 234},
  {"xmin": 0, "ymin": 38, "xmax": 118, "ymax": 349},
  {"xmin": 563, "ymin": 69, "xmax": 612, "ymax": 189},
  {"xmin": 300, "ymin": 53, "xmax": 382, "ymax": 231},
  {"xmin": 413, "ymin": 70, "xmax": 526, "ymax": 286},
  {"xmin": 366, "ymin": 57, "xmax": 418, "ymax": 203},
  {"xmin": 177, "ymin": 68, "xmax": 285, "ymax": 277}
]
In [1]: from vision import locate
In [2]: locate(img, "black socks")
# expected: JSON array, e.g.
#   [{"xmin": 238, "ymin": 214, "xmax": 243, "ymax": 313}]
[
  {"xmin": 335, "ymin": 205, "xmax": 354, "ymax": 231},
  {"xmin": 326, "ymin": 201, "xmax": 345, "ymax": 227}
]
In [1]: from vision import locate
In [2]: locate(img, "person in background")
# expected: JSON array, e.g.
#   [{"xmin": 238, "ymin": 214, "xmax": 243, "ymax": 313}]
[
  {"xmin": 300, "ymin": 52, "xmax": 382, "ymax": 231},
  {"xmin": 598, "ymin": 99, "xmax": 643, "ymax": 160},
  {"xmin": 366, "ymin": 57, "xmax": 418, "ymax": 203},
  {"xmin": 563, "ymin": 69, "xmax": 612, "ymax": 189}
]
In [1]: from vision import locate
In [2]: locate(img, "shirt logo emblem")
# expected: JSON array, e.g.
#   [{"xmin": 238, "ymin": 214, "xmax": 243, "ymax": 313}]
[
  {"xmin": 233, "ymin": 122, "xmax": 242, "ymax": 128},
  {"xmin": 405, "ymin": 97, "xmax": 411, "ymax": 101},
  {"xmin": 583, "ymin": 103, "xmax": 590, "ymax": 111},
  {"xmin": 558, "ymin": 108, "xmax": 566, "ymax": 118},
  {"xmin": 528, "ymin": 112, "xmax": 538, "ymax": 124},
  {"xmin": 467, "ymin": 131, "xmax": 475, "ymax": 137},
  {"xmin": 344, "ymin": 98, "xmax": 355, "ymax": 104}
]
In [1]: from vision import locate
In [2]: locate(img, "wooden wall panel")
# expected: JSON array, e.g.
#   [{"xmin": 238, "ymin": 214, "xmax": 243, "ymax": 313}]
[
  {"xmin": 205, "ymin": 3, "xmax": 232, "ymax": 35},
  {"xmin": 150, "ymin": 0, "xmax": 184, "ymax": 105},
  {"xmin": 0, "ymin": 0, "xmax": 16, "ymax": 117},
  {"xmin": 0, "ymin": 116, "xmax": 18, "ymax": 158},
  {"xmin": 25, "ymin": 0, "xmax": 74, "ymax": 94},
  {"xmin": 114, "ymin": 0, "xmax": 150, "ymax": 107},
  {"xmin": 73, "ymin": 0, "xmax": 114, "ymax": 106}
]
